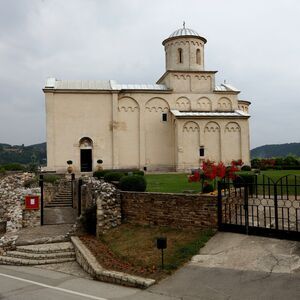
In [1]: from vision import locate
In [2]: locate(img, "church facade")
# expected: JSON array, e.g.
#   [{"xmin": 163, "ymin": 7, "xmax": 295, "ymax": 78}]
[{"xmin": 44, "ymin": 27, "xmax": 251, "ymax": 173}]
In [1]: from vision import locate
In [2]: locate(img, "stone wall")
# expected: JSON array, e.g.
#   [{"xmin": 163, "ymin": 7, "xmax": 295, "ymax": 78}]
[
  {"xmin": 0, "ymin": 173, "xmax": 40, "ymax": 233},
  {"xmin": 121, "ymin": 192, "xmax": 218, "ymax": 229},
  {"xmin": 80, "ymin": 178, "xmax": 121, "ymax": 236}
]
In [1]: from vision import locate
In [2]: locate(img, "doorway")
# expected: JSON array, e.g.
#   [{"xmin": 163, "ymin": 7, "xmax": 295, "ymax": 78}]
[{"xmin": 80, "ymin": 149, "xmax": 92, "ymax": 172}]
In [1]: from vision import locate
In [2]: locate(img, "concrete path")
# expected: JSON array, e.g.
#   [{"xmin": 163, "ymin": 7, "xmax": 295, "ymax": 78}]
[
  {"xmin": 191, "ymin": 232, "xmax": 300, "ymax": 273},
  {"xmin": 44, "ymin": 207, "xmax": 76, "ymax": 225},
  {"xmin": 15, "ymin": 224, "xmax": 73, "ymax": 245}
]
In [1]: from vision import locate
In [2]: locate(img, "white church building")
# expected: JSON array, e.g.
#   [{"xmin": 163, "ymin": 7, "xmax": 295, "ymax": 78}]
[{"xmin": 44, "ymin": 26, "xmax": 251, "ymax": 173}]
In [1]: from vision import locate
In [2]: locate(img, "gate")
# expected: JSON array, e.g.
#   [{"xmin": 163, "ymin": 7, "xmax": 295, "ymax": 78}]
[{"xmin": 218, "ymin": 174, "xmax": 300, "ymax": 241}]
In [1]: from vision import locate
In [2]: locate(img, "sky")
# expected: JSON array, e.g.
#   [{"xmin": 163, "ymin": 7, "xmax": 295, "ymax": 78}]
[{"xmin": 0, "ymin": 0, "xmax": 299, "ymax": 149}]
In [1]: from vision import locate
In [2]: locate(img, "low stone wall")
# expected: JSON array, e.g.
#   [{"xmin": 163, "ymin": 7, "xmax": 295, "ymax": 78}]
[
  {"xmin": 80, "ymin": 178, "xmax": 121, "ymax": 236},
  {"xmin": 121, "ymin": 192, "xmax": 218, "ymax": 229},
  {"xmin": 71, "ymin": 236, "xmax": 155, "ymax": 289},
  {"xmin": 0, "ymin": 174, "xmax": 40, "ymax": 232}
]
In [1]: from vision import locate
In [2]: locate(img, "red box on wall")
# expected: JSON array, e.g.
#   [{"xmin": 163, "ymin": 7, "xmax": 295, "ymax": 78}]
[{"xmin": 25, "ymin": 195, "xmax": 39, "ymax": 210}]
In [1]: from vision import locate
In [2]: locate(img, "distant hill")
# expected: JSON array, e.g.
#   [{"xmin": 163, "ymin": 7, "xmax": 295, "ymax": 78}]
[
  {"xmin": 251, "ymin": 143, "xmax": 300, "ymax": 158},
  {"xmin": 0, "ymin": 142, "xmax": 46, "ymax": 165}
]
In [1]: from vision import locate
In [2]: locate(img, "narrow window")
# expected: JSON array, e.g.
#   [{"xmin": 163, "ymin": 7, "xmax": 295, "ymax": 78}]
[
  {"xmin": 199, "ymin": 146, "xmax": 205, "ymax": 157},
  {"xmin": 162, "ymin": 113, "xmax": 168, "ymax": 122},
  {"xmin": 196, "ymin": 49, "xmax": 201, "ymax": 64},
  {"xmin": 178, "ymin": 48, "xmax": 183, "ymax": 63}
]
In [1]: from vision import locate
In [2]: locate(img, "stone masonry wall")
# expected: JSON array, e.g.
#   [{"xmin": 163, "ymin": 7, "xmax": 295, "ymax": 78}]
[
  {"xmin": 0, "ymin": 173, "xmax": 40, "ymax": 233},
  {"xmin": 81, "ymin": 178, "xmax": 121, "ymax": 237},
  {"xmin": 121, "ymin": 192, "xmax": 218, "ymax": 229}
]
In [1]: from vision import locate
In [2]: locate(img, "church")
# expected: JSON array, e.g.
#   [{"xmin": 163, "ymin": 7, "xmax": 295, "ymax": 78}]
[{"xmin": 44, "ymin": 26, "xmax": 251, "ymax": 173}]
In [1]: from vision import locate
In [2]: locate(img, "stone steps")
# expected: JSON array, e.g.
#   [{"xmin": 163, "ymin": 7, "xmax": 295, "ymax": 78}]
[
  {"xmin": 5, "ymin": 250, "xmax": 75, "ymax": 260},
  {"xmin": 0, "ymin": 241, "xmax": 76, "ymax": 266},
  {"xmin": 0, "ymin": 256, "xmax": 75, "ymax": 265}
]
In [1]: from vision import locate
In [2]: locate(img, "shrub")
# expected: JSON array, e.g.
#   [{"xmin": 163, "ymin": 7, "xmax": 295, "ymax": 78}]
[
  {"xmin": 2, "ymin": 163, "xmax": 25, "ymax": 171},
  {"xmin": 103, "ymin": 172, "xmax": 125, "ymax": 182},
  {"xmin": 233, "ymin": 174, "xmax": 256, "ymax": 194},
  {"xmin": 241, "ymin": 165, "xmax": 251, "ymax": 171},
  {"xmin": 133, "ymin": 170, "xmax": 144, "ymax": 176},
  {"xmin": 0, "ymin": 168, "xmax": 6, "ymax": 175},
  {"xmin": 202, "ymin": 184, "xmax": 214, "ymax": 193},
  {"xmin": 23, "ymin": 177, "xmax": 38, "ymax": 188},
  {"xmin": 81, "ymin": 204, "xmax": 97, "ymax": 235},
  {"xmin": 43, "ymin": 174, "xmax": 61, "ymax": 184},
  {"xmin": 93, "ymin": 170, "xmax": 109, "ymax": 179},
  {"xmin": 119, "ymin": 175, "xmax": 147, "ymax": 192}
]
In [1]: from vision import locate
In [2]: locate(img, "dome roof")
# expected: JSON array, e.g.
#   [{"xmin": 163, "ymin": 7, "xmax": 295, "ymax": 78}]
[
  {"xmin": 169, "ymin": 27, "xmax": 200, "ymax": 38},
  {"xmin": 163, "ymin": 26, "xmax": 207, "ymax": 44}
]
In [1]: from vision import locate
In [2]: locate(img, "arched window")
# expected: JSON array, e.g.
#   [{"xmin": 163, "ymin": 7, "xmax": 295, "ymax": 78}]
[
  {"xmin": 196, "ymin": 49, "xmax": 201, "ymax": 64},
  {"xmin": 178, "ymin": 48, "xmax": 183, "ymax": 63}
]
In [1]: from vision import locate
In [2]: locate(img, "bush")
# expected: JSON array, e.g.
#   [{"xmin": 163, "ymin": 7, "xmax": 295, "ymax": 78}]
[
  {"xmin": 93, "ymin": 170, "xmax": 109, "ymax": 179},
  {"xmin": 23, "ymin": 178, "xmax": 38, "ymax": 188},
  {"xmin": 0, "ymin": 168, "xmax": 6, "ymax": 175},
  {"xmin": 202, "ymin": 184, "xmax": 214, "ymax": 193},
  {"xmin": 119, "ymin": 175, "xmax": 147, "ymax": 192},
  {"xmin": 233, "ymin": 174, "xmax": 256, "ymax": 194},
  {"xmin": 43, "ymin": 174, "xmax": 61, "ymax": 184},
  {"xmin": 241, "ymin": 165, "xmax": 251, "ymax": 171},
  {"xmin": 132, "ymin": 170, "xmax": 144, "ymax": 176},
  {"xmin": 81, "ymin": 204, "xmax": 97, "ymax": 235},
  {"xmin": 2, "ymin": 163, "xmax": 25, "ymax": 171},
  {"xmin": 104, "ymin": 172, "xmax": 125, "ymax": 182}
]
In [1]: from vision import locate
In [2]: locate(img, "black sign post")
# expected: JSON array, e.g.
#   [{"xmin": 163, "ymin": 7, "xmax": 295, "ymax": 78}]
[{"xmin": 156, "ymin": 237, "xmax": 167, "ymax": 269}]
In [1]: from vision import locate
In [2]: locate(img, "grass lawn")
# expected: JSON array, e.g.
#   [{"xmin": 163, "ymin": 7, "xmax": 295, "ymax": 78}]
[
  {"xmin": 80, "ymin": 224, "xmax": 214, "ymax": 281},
  {"xmin": 145, "ymin": 170, "xmax": 300, "ymax": 194},
  {"xmin": 145, "ymin": 173, "xmax": 201, "ymax": 193}
]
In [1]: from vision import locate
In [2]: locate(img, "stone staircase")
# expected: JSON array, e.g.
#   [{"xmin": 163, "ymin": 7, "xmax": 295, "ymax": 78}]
[
  {"xmin": 45, "ymin": 180, "xmax": 73, "ymax": 208},
  {"xmin": 0, "ymin": 242, "xmax": 76, "ymax": 265}
]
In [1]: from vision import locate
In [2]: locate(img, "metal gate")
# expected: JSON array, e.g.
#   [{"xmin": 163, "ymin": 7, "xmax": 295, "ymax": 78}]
[{"xmin": 218, "ymin": 174, "xmax": 300, "ymax": 241}]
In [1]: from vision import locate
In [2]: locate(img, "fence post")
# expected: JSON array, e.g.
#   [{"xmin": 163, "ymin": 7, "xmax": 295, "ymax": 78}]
[
  {"xmin": 71, "ymin": 173, "xmax": 75, "ymax": 208},
  {"xmin": 274, "ymin": 183, "xmax": 279, "ymax": 232},
  {"xmin": 78, "ymin": 178, "xmax": 82, "ymax": 217},
  {"xmin": 39, "ymin": 174, "xmax": 44, "ymax": 226},
  {"xmin": 244, "ymin": 184, "xmax": 249, "ymax": 235},
  {"xmin": 217, "ymin": 181, "xmax": 223, "ymax": 230}
]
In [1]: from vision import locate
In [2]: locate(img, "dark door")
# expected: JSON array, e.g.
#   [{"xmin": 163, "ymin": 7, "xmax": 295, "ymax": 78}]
[{"xmin": 81, "ymin": 149, "xmax": 92, "ymax": 172}]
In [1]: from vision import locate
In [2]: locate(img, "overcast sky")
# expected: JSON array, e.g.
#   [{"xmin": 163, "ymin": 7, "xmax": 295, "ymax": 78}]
[{"xmin": 0, "ymin": 0, "xmax": 299, "ymax": 148}]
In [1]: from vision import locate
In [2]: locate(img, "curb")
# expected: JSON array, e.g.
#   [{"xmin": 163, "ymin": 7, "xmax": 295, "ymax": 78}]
[{"xmin": 71, "ymin": 236, "xmax": 155, "ymax": 289}]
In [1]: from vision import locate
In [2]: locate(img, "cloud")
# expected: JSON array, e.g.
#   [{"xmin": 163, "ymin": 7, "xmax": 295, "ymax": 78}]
[{"xmin": 0, "ymin": 0, "xmax": 299, "ymax": 147}]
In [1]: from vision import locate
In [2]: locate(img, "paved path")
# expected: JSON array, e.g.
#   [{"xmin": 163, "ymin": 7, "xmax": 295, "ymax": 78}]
[
  {"xmin": 1, "ymin": 233, "xmax": 300, "ymax": 299},
  {"xmin": 44, "ymin": 207, "xmax": 76, "ymax": 225},
  {"xmin": 15, "ymin": 224, "xmax": 73, "ymax": 245}
]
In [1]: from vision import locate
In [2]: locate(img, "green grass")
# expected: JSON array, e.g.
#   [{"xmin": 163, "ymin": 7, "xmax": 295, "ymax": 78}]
[
  {"xmin": 101, "ymin": 224, "xmax": 214, "ymax": 279},
  {"xmin": 145, "ymin": 170, "xmax": 300, "ymax": 194},
  {"xmin": 145, "ymin": 173, "xmax": 201, "ymax": 193}
]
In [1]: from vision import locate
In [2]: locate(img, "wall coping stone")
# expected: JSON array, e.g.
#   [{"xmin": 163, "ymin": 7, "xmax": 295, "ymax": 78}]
[
  {"xmin": 71, "ymin": 236, "xmax": 155, "ymax": 289},
  {"xmin": 120, "ymin": 191, "xmax": 217, "ymax": 198}
]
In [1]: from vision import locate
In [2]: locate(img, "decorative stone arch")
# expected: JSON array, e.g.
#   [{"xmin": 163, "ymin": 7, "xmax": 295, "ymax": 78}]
[
  {"xmin": 182, "ymin": 121, "xmax": 200, "ymax": 167},
  {"xmin": 183, "ymin": 121, "xmax": 200, "ymax": 132},
  {"xmin": 79, "ymin": 137, "xmax": 93, "ymax": 148},
  {"xmin": 145, "ymin": 97, "xmax": 169, "ymax": 113},
  {"xmin": 217, "ymin": 97, "xmax": 232, "ymax": 111},
  {"xmin": 118, "ymin": 96, "xmax": 139, "ymax": 112},
  {"xmin": 118, "ymin": 98, "xmax": 140, "ymax": 168},
  {"xmin": 224, "ymin": 122, "xmax": 241, "ymax": 163},
  {"xmin": 204, "ymin": 121, "xmax": 220, "ymax": 133},
  {"xmin": 79, "ymin": 137, "xmax": 93, "ymax": 172},
  {"xmin": 176, "ymin": 97, "xmax": 191, "ymax": 111},
  {"xmin": 204, "ymin": 122, "xmax": 221, "ymax": 162},
  {"xmin": 224, "ymin": 122, "xmax": 241, "ymax": 133},
  {"xmin": 197, "ymin": 97, "xmax": 212, "ymax": 111}
]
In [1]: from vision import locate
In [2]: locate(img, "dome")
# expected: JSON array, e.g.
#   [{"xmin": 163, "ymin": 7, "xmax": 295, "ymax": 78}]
[
  {"xmin": 169, "ymin": 27, "xmax": 200, "ymax": 38},
  {"xmin": 163, "ymin": 26, "xmax": 207, "ymax": 45}
]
